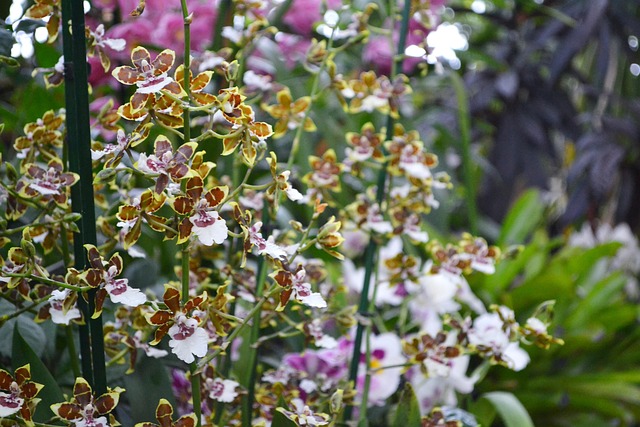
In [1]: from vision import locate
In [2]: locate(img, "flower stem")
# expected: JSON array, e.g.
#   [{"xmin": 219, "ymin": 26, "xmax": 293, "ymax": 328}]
[
  {"xmin": 241, "ymin": 202, "xmax": 271, "ymax": 427},
  {"xmin": 450, "ymin": 72, "xmax": 478, "ymax": 234},
  {"xmin": 343, "ymin": 0, "xmax": 412, "ymax": 421},
  {"xmin": 286, "ymin": 22, "xmax": 338, "ymax": 170},
  {"xmin": 196, "ymin": 283, "xmax": 279, "ymax": 371}
]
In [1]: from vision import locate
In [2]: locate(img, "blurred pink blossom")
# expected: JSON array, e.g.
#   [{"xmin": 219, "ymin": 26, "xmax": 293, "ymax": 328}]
[{"xmin": 283, "ymin": 0, "xmax": 342, "ymax": 36}]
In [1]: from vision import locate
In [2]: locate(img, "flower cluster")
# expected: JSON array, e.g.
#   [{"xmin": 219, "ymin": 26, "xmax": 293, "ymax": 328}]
[{"xmin": 0, "ymin": 1, "xmax": 566, "ymax": 426}]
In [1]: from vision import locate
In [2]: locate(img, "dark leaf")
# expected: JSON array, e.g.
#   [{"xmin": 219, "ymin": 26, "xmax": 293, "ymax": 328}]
[
  {"xmin": 549, "ymin": 0, "xmax": 609, "ymax": 85},
  {"xmin": 0, "ymin": 28, "xmax": 13, "ymax": 57},
  {"xmin": 14, "ymin": 19, "xmax": 46, "ymax": 34}
]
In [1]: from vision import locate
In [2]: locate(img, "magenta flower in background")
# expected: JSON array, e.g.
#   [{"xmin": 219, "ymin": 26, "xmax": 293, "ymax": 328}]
[{"xmin": 283, "ymin": 0, "xmax": 342, "ymax": 36}]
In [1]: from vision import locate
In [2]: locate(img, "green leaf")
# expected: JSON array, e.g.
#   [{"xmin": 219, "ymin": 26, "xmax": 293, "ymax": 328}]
[
  {"xmin": 123, "ymin": 355, "xmax": 178, "ymax": 424},
  {"xmin": 498, "ymin": 189, "xmax": 544, "ymax": 245},
  {"xmin": 0, "ymin": 310, "xmax": 46, "ymax": 358},
  {"xmin": 12, "ymin": 324, "xmax": 65, "ymax": 423},
  {"xmin": 272, "ymin": 397, "xmax": 297, "ymax": 427},
  {"xmin": 481, "ymin": 391, "xmax": 534, "ymax": 427},
  {"xmin": 0, "ymin": 54, "xmax": 20, "ymax": 67},
  {"xmin": 392, "ymin": 383, "xmax": 421, "ymax": 427},
  {"xmin": 273, "ymin": 408, "xmax": 300, "ymax": 427}
]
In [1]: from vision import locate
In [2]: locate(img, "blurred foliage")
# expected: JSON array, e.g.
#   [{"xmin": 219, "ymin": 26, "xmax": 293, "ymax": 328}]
[
  {"xmin": 444, "ymin": 0, "xmax": 640, "ymax": 232},
  {"xmin": 471, "ymin": 189, "xmax": 640, "ymax": 426}
]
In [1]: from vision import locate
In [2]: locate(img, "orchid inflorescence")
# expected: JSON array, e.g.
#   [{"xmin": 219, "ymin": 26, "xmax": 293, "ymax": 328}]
[{"xmin": 0, "ymin": 0, "xmax": 562, "ymax": 426}]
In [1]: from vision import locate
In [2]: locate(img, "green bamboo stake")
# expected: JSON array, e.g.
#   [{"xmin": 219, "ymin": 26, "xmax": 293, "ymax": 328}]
[
  {"xmin": 343, "ymin": 0, "xmax": 412, "ymax": 422},
  {"xmin": 61, "ymin": 0, "xmax": 106, "ymax": 395}
]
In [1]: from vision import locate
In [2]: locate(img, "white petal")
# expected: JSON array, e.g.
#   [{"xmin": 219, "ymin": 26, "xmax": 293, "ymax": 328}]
[
  {"xmin": 299, "ymin": 292, "xmax": 327, "ymax": 308},
  {"xmin": 50, "ymin": 306, "xmax": 81, "ymax": 325},
  {"xmin": 169, "ymin": 327, "xmax": 209, "ymax": 363},
  {"xmin": 29, "ymin": 182, "xmax": 59, "ymax": 195},
  {"xmin": 285, "ymin": 186, "xmax": 303, "ymax": 201},
  {"xmin": 103, "ymin": 38, "xmax": 126, "ymax": 51},
  {"xmin": 215, "ymin": 379, "xmax": 240, "ymax": 402},
  {"xmin": 504, "ymin": 343, "xmax": 530, "ymax": 371},
  {"xmin": 144, "ymin": 346, "xmax": 169, "ymax": 358},
  {"xmin": 107, "ymin": 284, "xmax": 147, "ymax": 306},
  {"xmin": 315, "ymin": 334, "xmax": 338, "ymax": 349},
  {"xmin": 0, "ymin": 393, "xmax": 23, "ymax": 417},
  {"xmin": 136, "ymin": 75, "xmax": 174, "ymax": 94},
  {"xmin": 91, "ymin": 149, "xmax": 107, "ymax": 160},
  {"xmin": 191, "ymin": 216, "xmax": 228, "ymax": 246}
]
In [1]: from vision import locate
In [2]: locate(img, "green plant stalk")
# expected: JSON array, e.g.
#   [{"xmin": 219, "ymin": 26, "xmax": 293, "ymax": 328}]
[
  {"xmin": 357, "ymin": 251, "xmax": 383, "ymax": 424},
  {"xmin": 344, "ymin": 0, "xmax": 411, "ymax": 421},
  {"xmin": 286, "ymin": 27, "xmax": 337, "ymax": 170},
  {"xmin": 450, "ymin": 72, "xmax": 478, "ymax": 234},
  {"xmin": 213, "ymin": 232, "xmax": 243, "ymax": 425},
  {"xmin": 212, "ymin": 0, "xmax": 232, "ymax": 51},
  {"xmin": 241, "ymin": 201, "xmax": 271, "ymax": 427},
  {"xmin": 66, "ymin": 325, "xmax": 81, "ymax": 378},
  {"xmin": 61, "ymin": 0, "xmax": 106, "ymax": 395},
  {"xmin": 197, "ymin": 283, "xmax": 280, "ymax": 371},
  {"xmin": 180, "ymin": 1, "xmax": 202, "ymax": 424}
]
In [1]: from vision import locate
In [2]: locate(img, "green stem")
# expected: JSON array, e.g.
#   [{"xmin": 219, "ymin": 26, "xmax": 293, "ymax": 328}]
[
  {"xmin": 190, "ymin": 363, "xmax": 202, "ymax": 426},
  {"xmin": 450, "ymin": 72, "xmax": 478, "ymax": 234},
  {"xmin": 344, "ymin": 0, "xmax": 412, "ymax": 422},
  {"xmin": 1, "ymin": 272, "xmax": 90, "ymax": 292},
  {"xmin": 196, "ymin": 283, "xmax": 279, "ymax": 371},
  {"xmin": 358, "ymin": 325, "xmax": 373, "ymax": 421},
  {"xmin": 61, "ymin": 0, "xmax": 105, "ymax": 394},
  {"xmin": 286, "ymin": 32, "xmax": 337, "ymax": 171},
  {"xmin": 179, "ymin": 0, "xmax": 203, "ymax": 421},
  {"xmin": 66, "ymin": 325, "xmax": 81, "ymax": 378},
  {"xmin": 211, "ymin": 0, "xmax": 232, "ymax": 51},
  {"xmin": 242, "ymin": 203, "xmax": 271, "ymax": 427},
  {"xmin": 0, "ymin": 297, "xmax": 48, "ymax": 323}
]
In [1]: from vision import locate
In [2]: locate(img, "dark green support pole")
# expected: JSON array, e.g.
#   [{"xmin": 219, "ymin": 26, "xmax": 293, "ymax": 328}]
[
  {"xmin": 343, "ymin": 0, "xmax": 413, "ymax": 421},
  {"xmin": 61, "ymin": 0, "xmax": 107, "ymax": 395}
]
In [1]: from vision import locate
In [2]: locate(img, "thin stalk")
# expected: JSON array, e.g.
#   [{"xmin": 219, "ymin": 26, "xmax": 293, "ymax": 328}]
[
  {"xmin": 358, "ymin": 325, "xmax": 373, "ymax": 423},
  {"xmin": 286, "ymin": 26, "xmax": 337, "ymax": 170},
  {"xmin": 61, "ymin": 0, "xmax": 105, "ymax": 394},
  {"xmin": 179, "ymin": 1, "xmax": 202, "ymax": 424},
  {"xmin": 66, "ymin": 325, "xmax": 81, "ymax": 378},
  {"xmin": 196, "ymin": 283, "xmax": 280, "ymax": 371},
  {"xmin": 450, "ymin": 72, "xmax": 478, "ymax": 234},
  {"xmin": 241, "ymin": 201, "xmax": 271, "ymax": 427},
  {"xmin": 343, "ymin": 0, "xmax": 412, "ymax": 421},
  {"xmin": 0, "ymin": 297, "xmax": 48, "ymax": 323},
  {"xmin": 211, "ymin": 0, "xmax": 232, "ymax": 51}
]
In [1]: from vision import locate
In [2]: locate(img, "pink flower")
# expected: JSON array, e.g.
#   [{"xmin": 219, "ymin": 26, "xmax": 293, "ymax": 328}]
[
  {"xmin": 274, "ymin": 34, "xmax": 311, "ymax": 70},
  {"xmin": 283, "ymin": 0, "xmax": 341, "ymax": 36},
  {"xmin": 363, "ymin": 18, "xmax": 434, "ymax": 75},
  {"xmin": 105, "ymin": 20, "xmax": 155, "ymax": 61}
]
